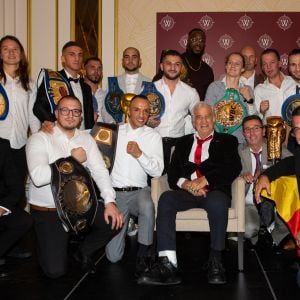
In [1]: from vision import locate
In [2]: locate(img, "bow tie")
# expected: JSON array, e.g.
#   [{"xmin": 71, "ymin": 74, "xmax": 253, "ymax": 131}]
[{"xmin": 68, "ymin": 77, "xmax": 80, "ymax": 83}]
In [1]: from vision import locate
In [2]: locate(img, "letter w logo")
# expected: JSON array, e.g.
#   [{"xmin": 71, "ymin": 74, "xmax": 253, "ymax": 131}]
[{"xmin": 163, "ymin": 19, "xmax": 172, "ymax": 28}]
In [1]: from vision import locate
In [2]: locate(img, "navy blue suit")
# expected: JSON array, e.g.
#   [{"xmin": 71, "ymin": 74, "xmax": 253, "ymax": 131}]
[{"xmin": 156, "ymin": 132, "xmax": 241, "ymax": 252}]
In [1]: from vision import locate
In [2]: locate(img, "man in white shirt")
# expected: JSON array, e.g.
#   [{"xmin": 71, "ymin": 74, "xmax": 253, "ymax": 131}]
[
  {"xmin": 149, "ymin": 50, "xmax": 200, "ymax": 173},
  {"xmin": 117, "ymin": 47, "xmax": 150, "ymax": 94},
  {"xmin": 105, "ymin": 95, "xmax": 163, "ymax": 277},
  {"xmin": 33, "ymin": 41, "xmax": 95, "ymax": 132},
  {"xmin": 254, "ymin": 48, "xmax": 297, "ymax": 122},
  {"xmin": 238, "ymin": 115, "xmax": 291, "ymax": 246},
  {"xmin": 26, "ymin": 95, "xmax": 123, "ymax": 278},
  {"xmin": 240, "ymin": 45, "xmax": 264, "ymax": 90}
]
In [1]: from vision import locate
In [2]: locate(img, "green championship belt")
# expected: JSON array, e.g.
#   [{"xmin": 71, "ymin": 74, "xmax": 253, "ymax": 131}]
[
  {"xmin": 0, "ymin": 82, "xmax": 9, "ymax": 120},
  {"xmin": 214, "ymin": 88, "xmax": 248, "ymax": 134}
]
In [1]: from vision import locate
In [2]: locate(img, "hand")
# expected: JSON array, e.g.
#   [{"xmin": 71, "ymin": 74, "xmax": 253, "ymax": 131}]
[
  {"xmin": 0, "ymin": 207, "xmax": 8, "ymax": 217},
  {"xmin": 193, "ymin": 176, "xmax": 208, "ymax": 189},
  {"xmin": 104, "ymin": 202, "xmax": 124, "ymax": 230},
  {"xmin": 254, "ymin": 175, "xmax": 271, "ymax": 204},
  {"xmin": 182, "ymin": 179, "xmax": 207, "ymax": 197},
  {"xmin": 71, "ymin": 147, "xmax": 87, "ymax": 163},
  {"xmin": 239, "ymin": 86, "xmax": 251, "ymax": 102},
  {"xmin": 260, "ymin": 100, "xmax": 269, "ymax": 115},
  {"xmin": 240, "ymin": 172, "xmax": 255, "ymax": 184},
  {"xmin": 127, "ymin": 141, "xmax": 142, "ymax": 158},
  {"xmin": 147, "ymin": 116, "xmax": 160, "ymax": 128},
  {"xmin": 40, "ymin": 121, "xmax": 55, "ymax": 133}
]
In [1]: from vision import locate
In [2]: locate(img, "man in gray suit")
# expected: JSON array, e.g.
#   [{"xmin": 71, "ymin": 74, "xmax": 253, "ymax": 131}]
[
  {"xmin": 239, "ymin": 115, "xmax": 291, "ymax": 246},
  {"xmin": 118, "ymin": 47, "xmax": 150, "ymax": 94}
]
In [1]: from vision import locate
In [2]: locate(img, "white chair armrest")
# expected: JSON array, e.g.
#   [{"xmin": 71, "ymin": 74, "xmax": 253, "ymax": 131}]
[
  {"xmin": 151, "ymin": 174, "xmax": 170, "ymax": 211},
  {"xmin": 231, "ymin": 176, "xmax": 246, "ymax": 232}
]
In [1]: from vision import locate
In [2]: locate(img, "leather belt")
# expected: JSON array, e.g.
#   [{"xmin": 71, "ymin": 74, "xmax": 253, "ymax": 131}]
[
  {"xmin": 162, "ymin": 137, "xmax": 177, "ymax": 142},
  {"xmin": 114, "ymin": 187, "xmax": 142, "ymax": 192},
  {"xmin": 30, "ymin": 204, "xmax": 57, "ymax": 212}
]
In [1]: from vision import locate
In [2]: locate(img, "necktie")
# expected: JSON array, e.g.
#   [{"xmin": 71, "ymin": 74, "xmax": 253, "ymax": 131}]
[
  {"xmin": 68, "ymin": 77, "xmax": 80, "ymax": 83},
  {"xmin": 252, "ymin": 151, "xmax": 262, "ymax": 178},
  {"xmin": 252, "ymin": 151, "xmax": 262, "ymax": 203},
  {"xmin": 194, "ymin": 135, "xmax": 212, "ymax": 178}
]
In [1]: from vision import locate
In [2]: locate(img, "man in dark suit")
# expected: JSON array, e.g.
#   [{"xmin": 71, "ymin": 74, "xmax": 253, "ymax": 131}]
[
  {"xmin": 33, "ymin": 41, "xmax": 95, "ymax": 132},
  {"xmin": 0, "ymin": 138, "xmax": 32, "ymax": 278},
  {"xmin": 138, "ymin": 102, "xmax": 241, "ymax": 286}
]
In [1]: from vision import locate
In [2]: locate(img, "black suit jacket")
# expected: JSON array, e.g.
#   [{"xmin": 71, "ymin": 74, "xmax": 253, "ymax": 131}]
[
  {"xmin": 263, "ymin": 148, "xmax": 300, "ymax": 195},
  {"xmin": 168, "ymin": 132, "xmax": 242, "ymax": 197},
  {"xmin": 33, "ymin": 69, "xmax": 95, "ymax": 129},
  {"xmin": 0, "ymin": 138, "xmax": 23, "ymax": 212}
]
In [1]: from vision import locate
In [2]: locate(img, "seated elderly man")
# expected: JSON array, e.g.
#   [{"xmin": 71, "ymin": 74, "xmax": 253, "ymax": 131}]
[{"xmin": 138, "ymin": 102, "xmax": 241, "ymax": 286}]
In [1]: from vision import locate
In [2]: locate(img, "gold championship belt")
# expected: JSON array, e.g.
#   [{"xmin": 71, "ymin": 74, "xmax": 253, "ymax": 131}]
[
  {"xmin": 266, "ymin": 116, "xmax": 286, "ymax": 161},
  {"xmin": 0, "ymin": 82, "xmax": 9, "ymax": 120},
  {"xmin": 281, "ymin": 91, "xmax": 300, "ymax": 126},
  {"xmin": 51, "ymin": 156, "xmax": 98, "ymax": 234},
  {"xmin": 140, "ymin": 82, "xmax": 165, "ymax": 118},
  {"xmin": 40, "ymin": 68, "xmax": 73, "ymax": 113},
  {"xmin": 90, "ymin": 122, "xmax": 119, "ymax": 173}
]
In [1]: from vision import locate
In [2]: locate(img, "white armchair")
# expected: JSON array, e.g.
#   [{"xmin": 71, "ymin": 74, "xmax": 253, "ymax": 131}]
[{"xmin": 151, "ymin": 175, "xmax": 245, "ymax": 271}]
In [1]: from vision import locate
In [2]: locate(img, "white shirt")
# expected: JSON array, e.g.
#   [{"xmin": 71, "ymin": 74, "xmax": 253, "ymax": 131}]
[
  {"xmin": 154, "ymin": 78, "xmax": 200, "ymax": 138},
  {"xmin": 94, "ymin": 87, "xmax": 115, "ymax": 123},
  {"xmin": 254, "ymin": 74, "xmax": 297, "ymax": 122},
  {"xmin": 26, "ymin": 126, "xmax": 116, "ymax": 208},
  {"xmin": 64, "ymin": 69, "xmax": 85, "ymax": 130},
  {"xmin": 110, "ymin": 123, "xmax": 163, "ymax": 188},
  {"xmin": 0, "ymin": 74, "xmax": 40, "ymax": 148},
  {"xmin": 124, "ymin": 73, "xmax": 139, "ymax": 93},
  {"xmin": 177, "ymin": 132, "xmax": 213, "ymax": 187},
  {"xmin": 241, "ymin": 72, "xmax": 255, "ymax": 90}
]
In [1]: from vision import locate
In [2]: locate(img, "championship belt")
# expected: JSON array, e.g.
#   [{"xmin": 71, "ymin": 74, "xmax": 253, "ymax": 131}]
[
  {"xmin": 281, "ymin": 89, "xmax": 300, "ymax": 126},
  {"xmin": 40, "ymin": 68, "xmax": 73, "ymax": 114},
  {"xmin": 214, "ymin": 88, "xmax": 247, "ymax": 134},
  {"xmin": 105, "ymin": 77, "xmax": 124, "ymax": 123},
  {"xmin": 51, "ymin": 156, "xmax": 98, "ymax": 234},
  {"xmin": 0, "ymin": 82, "xmax": 9, "ymax": 120},
  {"xmin": 140, "ymin": 81, "xmax": 165, "ymax": 118},
  {"xmin": 90, "ymin": 122, "xmax": 119, "ymax": 173}
]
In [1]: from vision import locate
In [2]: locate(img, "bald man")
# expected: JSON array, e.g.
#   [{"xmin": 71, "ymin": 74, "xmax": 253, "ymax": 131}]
[
  {"xmin": 240, "ymin": 45, "xmax": 264, "ymax": 90},
  {"xmin": 117, "ymin": 47, "xmax": 150, "ymax": 94}
]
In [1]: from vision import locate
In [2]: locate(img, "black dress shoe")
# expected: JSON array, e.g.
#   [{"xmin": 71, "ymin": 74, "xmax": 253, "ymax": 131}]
[
  {"xmin": 135, "ymin": 256, "xmax": 151, "ymax": 278},
  {"xmin": 0, "ymin": 266, "xmax": 9, "ymax": 278},
  {"xmin": 204, "ymin": 257, "xmax": 226, "ymax": 285},
  {"xmin": 7, "ymin": 247, "xmax": 32, "ymax": 259},
  {"xmin": 0, "ymin": 258, "xmax": 6, "ymax": 266},
  {"xmin": 73, "ymin": 251, "xmax": 96, "ymax": 274},
  {"xmin": 137, "ymin": 256, "xmax": 181, "ymax": 286},
  {"xmin": 256, "ymin": 226, "xmax": 273, "ymax": 249}
]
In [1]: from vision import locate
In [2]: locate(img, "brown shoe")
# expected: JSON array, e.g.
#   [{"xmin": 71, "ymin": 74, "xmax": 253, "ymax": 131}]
[{"xmin": 283, "ymin": 239, "xmax": 296, "ymax": 251}]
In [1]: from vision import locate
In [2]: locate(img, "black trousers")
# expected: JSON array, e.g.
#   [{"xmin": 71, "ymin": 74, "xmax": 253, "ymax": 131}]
[
  {"xmin": 31, "ymin": 202, "xmax": 120, "ymax": 278},
  {"xmin": 156, "ymin": 190, "xmax": 230, "ymax": 252},
  {"xmin": 0, "ymin": 208, "xmax": 33, "ymax": 257},
  {"xmin": 162, "ymin": 137, "xmax": 178, "ymax": 174}
]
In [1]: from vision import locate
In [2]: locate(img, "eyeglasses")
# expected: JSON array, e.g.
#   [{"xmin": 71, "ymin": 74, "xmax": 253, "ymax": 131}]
[
  {"xmin": 58, "ymin": 107, "xmax": 82, "ymax": 117},
  {"xmin": 243, "ymin": 125, "xmax": 263, "ymax": 133},
  {"xmin": 292, "ymin": 127, "xmax": 300, "ymax": 134}
]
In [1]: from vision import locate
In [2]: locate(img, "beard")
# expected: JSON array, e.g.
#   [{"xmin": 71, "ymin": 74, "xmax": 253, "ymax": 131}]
[
  {"xmin": 124, "ymin": 66, "xmax": 140, "ymax": 73},
  {"xmin": 86, "ymin": 75, "xmax": 101, "ymax": 84},
  {"xmin": 163, "ymin": 72, "xmax": 181, "ymax": 80}
]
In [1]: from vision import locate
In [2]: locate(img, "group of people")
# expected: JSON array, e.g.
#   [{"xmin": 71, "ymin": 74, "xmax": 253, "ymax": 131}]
[{"xmin": 0, "ymin": 26, "xmax": 300, "ymax": 289}]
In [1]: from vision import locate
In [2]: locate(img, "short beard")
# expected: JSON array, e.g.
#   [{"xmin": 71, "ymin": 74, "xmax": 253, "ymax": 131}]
[
  {"xmin": 164, "ymin": 72, "xmax": 181, "ymax": 81},
  {"xmin": 124, "ymin": 66, "xmax": 139, "ymax": 73},
  {"xmin": 86, "ymin": 76, "xmax": 101, "ymax": 84}
]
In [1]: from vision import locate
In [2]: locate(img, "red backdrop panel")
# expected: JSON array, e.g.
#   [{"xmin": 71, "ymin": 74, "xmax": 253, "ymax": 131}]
[{"xmin": 157, "ymin": 12, "xmax": 300, "ymax": 79}]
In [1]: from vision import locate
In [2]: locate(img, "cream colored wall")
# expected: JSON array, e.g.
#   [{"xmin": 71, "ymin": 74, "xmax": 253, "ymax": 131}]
[{"xmin": 116, "ymin": 0, "xmax": 300, "ymax": 78}]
